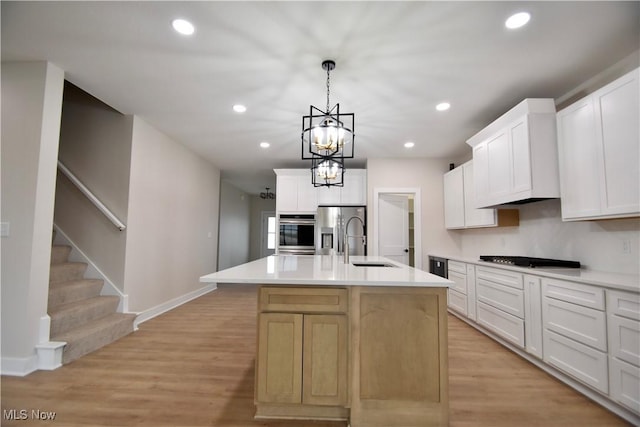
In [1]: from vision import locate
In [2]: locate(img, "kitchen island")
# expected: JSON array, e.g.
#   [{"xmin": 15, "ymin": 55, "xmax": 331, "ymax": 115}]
[{"xmin": 200, "ymin": 255, "xmax": 452, "ymax": 427}]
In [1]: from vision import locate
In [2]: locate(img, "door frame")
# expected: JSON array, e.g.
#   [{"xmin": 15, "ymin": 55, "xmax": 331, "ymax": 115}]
[{"xmin": 372, "ymin": 187, "xmax": 422, "ymax": 270}]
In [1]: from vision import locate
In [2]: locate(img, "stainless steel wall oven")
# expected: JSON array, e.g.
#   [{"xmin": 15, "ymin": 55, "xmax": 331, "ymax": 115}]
[{"xmin": 278, "ymin": 214, "xmax": 316, "ymax": 255}]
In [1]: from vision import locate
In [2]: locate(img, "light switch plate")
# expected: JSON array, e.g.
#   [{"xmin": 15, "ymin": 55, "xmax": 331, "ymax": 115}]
[{"xmin": 1, "ymin": 222, "xmax": 9, "ymax": 237}]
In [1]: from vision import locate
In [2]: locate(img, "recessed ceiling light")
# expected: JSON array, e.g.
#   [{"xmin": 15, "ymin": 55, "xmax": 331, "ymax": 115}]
[
  {"xmin": 172, "ymin": 18, "xmax": 195, "ymax": 36},
  {"xmin": 404, "ymin": 142, "xmax": 415, "ymax": 148},
  {"xmin": 436, "ymin": 102, "xmax": 451, "ymax": 111},
  {"xmin": 505, "ymin": 12, "xmax": 530, "ymax": 29},
  {"xmin": 260, "ymin": 142, "xmax": 270, "ymax": 148},
  {"xmin": 233, "ymin": 104, "xmax": 247, "ymax": 113}
]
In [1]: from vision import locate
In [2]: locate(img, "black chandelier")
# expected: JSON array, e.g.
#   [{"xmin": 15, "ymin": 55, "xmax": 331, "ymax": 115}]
[
  {"xmin": 260, "ymin": 187, "xmax": 275, "ymax": 200},
  {"xmin": 301, "ymin": 60, "xmax": 354, "ymax": 187}
]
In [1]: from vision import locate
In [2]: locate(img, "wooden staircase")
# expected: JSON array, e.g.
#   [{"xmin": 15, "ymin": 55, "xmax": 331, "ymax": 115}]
[{"xmin": 49, "ymin": 245, "xmax": 136, "ymax": 364}]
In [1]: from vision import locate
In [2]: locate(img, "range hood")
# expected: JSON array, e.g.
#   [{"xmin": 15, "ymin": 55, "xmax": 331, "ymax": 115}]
[{"xmin": 466, "ymin": 99, "xmax": 561, "ymax": 208}]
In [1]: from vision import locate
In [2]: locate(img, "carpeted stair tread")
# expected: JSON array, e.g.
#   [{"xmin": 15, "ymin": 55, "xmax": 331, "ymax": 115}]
[
  {"xmin": 52, "ymin": 313, "xmax": 136, "ymax": 364},
  {"xmin": 48, "ymin": 279, "xmax": 104, "ymax": 309},
  {"xmin": 50, "ymin": 245, "xmax": 72, "ymax": 264},
  {"xmin": 49, "ymin": 262, "xmax": 87, "ymax": 284},
  {"xmin": 49, "ymin": 295, "xmax": 120, "ymax": 336}
]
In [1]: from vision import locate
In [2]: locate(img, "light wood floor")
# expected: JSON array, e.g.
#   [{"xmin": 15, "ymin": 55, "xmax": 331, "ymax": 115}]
[{"xmin": 1, "ymin": 284, "xmax": 631, "ymax": 427}]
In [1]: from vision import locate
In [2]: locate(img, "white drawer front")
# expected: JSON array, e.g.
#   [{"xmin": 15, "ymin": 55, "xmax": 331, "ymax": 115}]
[
  {"xmin": 607, "ymin": 290, "xmax": 640, "ymax": 321},
  {"xmin": 608, "ymin": 314, "xmax": 640, "ymax": 367},
  {"xmin": 477, "ymin": 301, "xmax": 525, "ymax": 348},
  {"xmin": 541, "ymin": 278, "xmax": 604, "ymax": 310},
  {"xmin": 448, "ymin": 289, "xmax": 467, "ymax": 316},
  {"xmin": 448, "ymin": 270, "xmax": 468, "ymax": 294},
  {"xmin": 543, "ymin": 297, "xmax": 607, "ymax": 351},
  {"xmin": 448, "ymin": 260, "xmax": 466, "ymax": 275},
  {"xmin": 477, "ymin": 279, "xmax": 525, "ymax": 319},
  {"xmin": 543, "ymin": 329, "xmax": 608, "ymax": 394},
  {"xmin": 476, "ymin": 266, "xmax": 523, "ymax": 290},
  {"xmin": 609, "ymin": 357, "xmax": 640, "ymax": 414}
]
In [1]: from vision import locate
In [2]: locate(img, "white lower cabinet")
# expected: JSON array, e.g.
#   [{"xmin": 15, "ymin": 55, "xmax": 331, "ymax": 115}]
[
  {"xmin": 477, "ymin": 301, "xmax": 525, "ymax": 348},
  {"xmin": 448, "ymin": 289, "xmax": 467, "ymax": 316},
  {"xmin": 607, "ymin": 289, "xmax": 640, "ymax": 414},
  {"xmin": 542, "ymin": 297, "xmax": 607, "ymax": 352},
  {"xmin": 543, "ymin": 329, "xmax": 609, "ymax": 394},
  {"xmin": 474, "ymin": 266, "xmax": 525, "ymax": 348},
  {"xmin": 607, "ymin": 313, "xmax": 640, "ymax": 366},
  {"xmin": 447, "ymin": 261, "xmax": 468, "ymax": 316},
  {"xmin": 541, "ymin": 277, "xmax": 608, "ymax": 394},
  {"xmin": 609, "ymin": 357, "xmax": 640, "ymax": 413},
  {"xmin": 476, "ymin": 279, "xmax": 524, "ymax": 319},
  {"xmin": 524, "ymin": 275, "xmax": 543, "ymax": 359},
  {"xmin": 442, "ymin": 257, "xmax": 640, "ymax": 419}
]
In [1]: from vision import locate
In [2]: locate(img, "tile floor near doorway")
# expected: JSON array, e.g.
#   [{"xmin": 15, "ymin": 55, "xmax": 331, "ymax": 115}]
[{"xmin": 1, "ymin": 284, "xmax": 631, "ymax": 427}]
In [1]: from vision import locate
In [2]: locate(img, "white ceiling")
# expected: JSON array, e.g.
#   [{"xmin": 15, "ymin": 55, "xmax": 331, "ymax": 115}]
[{"xmin": 2, "ymin": 1, "xmax": 639, "ymax": 194}]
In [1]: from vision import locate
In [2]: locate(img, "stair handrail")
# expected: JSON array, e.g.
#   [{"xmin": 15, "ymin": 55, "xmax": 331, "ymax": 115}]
[{"xmin": 57, "ymin": 160, "xmax": 126, "ymax": 231}]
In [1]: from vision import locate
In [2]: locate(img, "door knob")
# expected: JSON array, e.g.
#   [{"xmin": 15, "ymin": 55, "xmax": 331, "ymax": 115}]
[{"xmin": 404, "ymin": 248, "xmax": 409, "ymax": 253}]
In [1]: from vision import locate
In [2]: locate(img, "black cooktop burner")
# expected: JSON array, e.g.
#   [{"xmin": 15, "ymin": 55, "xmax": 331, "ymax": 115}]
[{"xmin": 480, "ymin": 256, "xmax": 581, "ymax": 268}]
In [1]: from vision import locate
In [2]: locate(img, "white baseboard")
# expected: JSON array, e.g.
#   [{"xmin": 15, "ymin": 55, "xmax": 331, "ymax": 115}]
[
  {"xmin": 53, "ymin": 223, "xmax": 129, "ymax": 312},
  {"xmin": 134, "ymin": 284, "xmax": 217, "ymax": 329},
  {"xmin": 36, "ymin": 342, "xmax": 66, "ymax": 370},
  {"xmin": 1, "ymin": 355, "xmax": 39, "ymax": 376},
  {"xmin": 449, "ymin": 310, "xmax": 640, "ymax": 426}
]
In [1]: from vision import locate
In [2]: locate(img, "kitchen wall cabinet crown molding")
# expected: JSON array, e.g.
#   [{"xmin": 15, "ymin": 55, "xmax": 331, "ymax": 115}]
[
  {"xmin": 466, "ymin": 99, "xmax": 560, "ymax": 208},
  {"xmin": 275, "ymin": 169, "xmax": 366, "ymax": 214},
  {"xmin": 556, "ymin": 67, "xmax": 640, "ymax": 221},
  {"xmin": 443, "ymin": 160, "xmax": 519, "ymax": 229}
]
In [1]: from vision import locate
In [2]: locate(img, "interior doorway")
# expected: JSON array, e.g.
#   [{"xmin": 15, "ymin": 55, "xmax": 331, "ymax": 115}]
[
  {"xmin": 372, "ymin": 188, "xmax": 421, "ymax": 269},
  {"xmin": 261, "ymin": 211, "xmax": 276, "ymax": 258}
]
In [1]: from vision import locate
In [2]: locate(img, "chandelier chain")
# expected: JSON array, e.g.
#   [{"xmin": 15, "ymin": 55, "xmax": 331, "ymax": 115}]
[{"xmin": 326, "ymin": 66, "xmax": 331, "ymax": 113}]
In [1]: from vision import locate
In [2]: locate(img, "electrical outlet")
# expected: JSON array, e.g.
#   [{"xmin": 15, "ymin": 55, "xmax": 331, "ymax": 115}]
[{"xmin": 622, "ymin": 239, "xmax": 632, "ymax": 254}]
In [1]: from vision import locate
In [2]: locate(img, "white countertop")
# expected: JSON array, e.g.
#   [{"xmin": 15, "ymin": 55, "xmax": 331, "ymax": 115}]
[
  {"xmin": 200, "ymin": 255, "xmax": 452, "ymax": 287},
  {"xmin": 435, "ymin": 254, "xmax": 639, "ymax": 293}
]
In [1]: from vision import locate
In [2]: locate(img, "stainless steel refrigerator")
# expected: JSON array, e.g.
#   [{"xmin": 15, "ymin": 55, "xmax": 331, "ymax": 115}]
[{"xmin": 315, "ymin": 206, "xmax": 366, "ymax": 256}]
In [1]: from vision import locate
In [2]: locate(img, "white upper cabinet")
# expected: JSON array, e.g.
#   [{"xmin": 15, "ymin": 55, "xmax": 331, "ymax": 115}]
[
  {"xmin": 467, "ymin": 99, "xmax": 560, "ymax": 208},
  {"xmin": 276, "ymin": 169, "xmax": 366, "ymax": 214},
  {"xmin": 275, "ymin": 169, "xmax": 318, "ymax": 213},
  {"xmin": 443, "ymin": 165, "xmax": 465, "ymax": 229},
  {"xmin": 443, "ymin": 161, "xmax": 517, "ymax": 229},
  {"xmin": 556, "ymin": 67, "xmax": 640, "ymax": 221},
  {"xmin": 317, "ymin": 169, "xmax": 367, "ymax": 206},
  {"xmin": 463, "ymin": 161, "xmax": 498, "ymax": 227}
]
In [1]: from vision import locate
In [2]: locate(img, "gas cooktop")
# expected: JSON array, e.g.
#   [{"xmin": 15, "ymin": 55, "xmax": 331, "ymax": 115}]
[{"xmin": 479, "ymin": 256, "xmax": 581, "ymax": 269}]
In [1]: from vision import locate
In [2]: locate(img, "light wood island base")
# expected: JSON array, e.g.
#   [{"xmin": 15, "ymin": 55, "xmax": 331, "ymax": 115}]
[{"xmin": 255, "ymin": 285, "xmax": 449, "ymax": 427}]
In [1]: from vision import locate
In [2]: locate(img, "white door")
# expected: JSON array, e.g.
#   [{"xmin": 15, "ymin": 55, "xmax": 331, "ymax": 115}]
[{"xmin": 378, "ymin": 194, "xmax": 410, "ymax": 265}]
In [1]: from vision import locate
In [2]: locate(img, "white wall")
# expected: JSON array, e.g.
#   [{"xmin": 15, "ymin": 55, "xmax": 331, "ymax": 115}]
[
  {"xmin": 249, "ymin": 195, "xmax": 276, "ymax": 261},
  {"xmin": 123, "ymin": 117, "xmax": 220, "ymax": 313},
  {"xmin": 218, "ymin": 181, "xmax": 250, "ymax": 270},
  {"xmin": 457, "ymin": 200, "xmax": 640, "ymax": 275},
  {"xmin": 1, "ymin": 62, "xmax": 65, "ymax": 374},
  {"xmin": 367, "ymin": 158, "xmax": 461, "ymax": 270},
  {"xmin": 54, "ymin": 83, "xmax": 133, "ymax": 290}
]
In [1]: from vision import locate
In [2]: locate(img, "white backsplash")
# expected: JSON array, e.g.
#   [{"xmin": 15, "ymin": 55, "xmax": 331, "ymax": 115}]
[{"xmin": 459, "ymin": 199, "xmax": 640, "ymax": 275}]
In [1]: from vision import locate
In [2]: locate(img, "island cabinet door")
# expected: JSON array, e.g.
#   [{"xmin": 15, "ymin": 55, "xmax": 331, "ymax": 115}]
[
  {"xmin": 302, "ymin": 314, "xmax": 348, "ymax": 406},
  {"xmin": 350, "ymin": 287, "xmax": 449, "ymax": 427},
  {"xmin": 256, "ymin": 313, "xmax": 303, "ymax": 404}
]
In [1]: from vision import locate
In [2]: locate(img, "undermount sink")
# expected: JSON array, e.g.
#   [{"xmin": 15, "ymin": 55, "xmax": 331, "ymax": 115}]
[{"xmin": 351, "ymin": 261, "xmax": 397, "ymax": 268}]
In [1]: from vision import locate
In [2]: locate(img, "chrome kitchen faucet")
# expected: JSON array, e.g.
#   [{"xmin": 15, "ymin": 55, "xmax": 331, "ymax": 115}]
[{"xmin": 344, "ymin": 216, "xmax": 366, "ymax": 264}]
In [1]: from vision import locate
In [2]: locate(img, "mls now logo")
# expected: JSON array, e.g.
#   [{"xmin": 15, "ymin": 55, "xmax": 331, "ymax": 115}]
[{"xmin": 3, "ymin": 409, "xmax": 56, "ymax": 421}]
